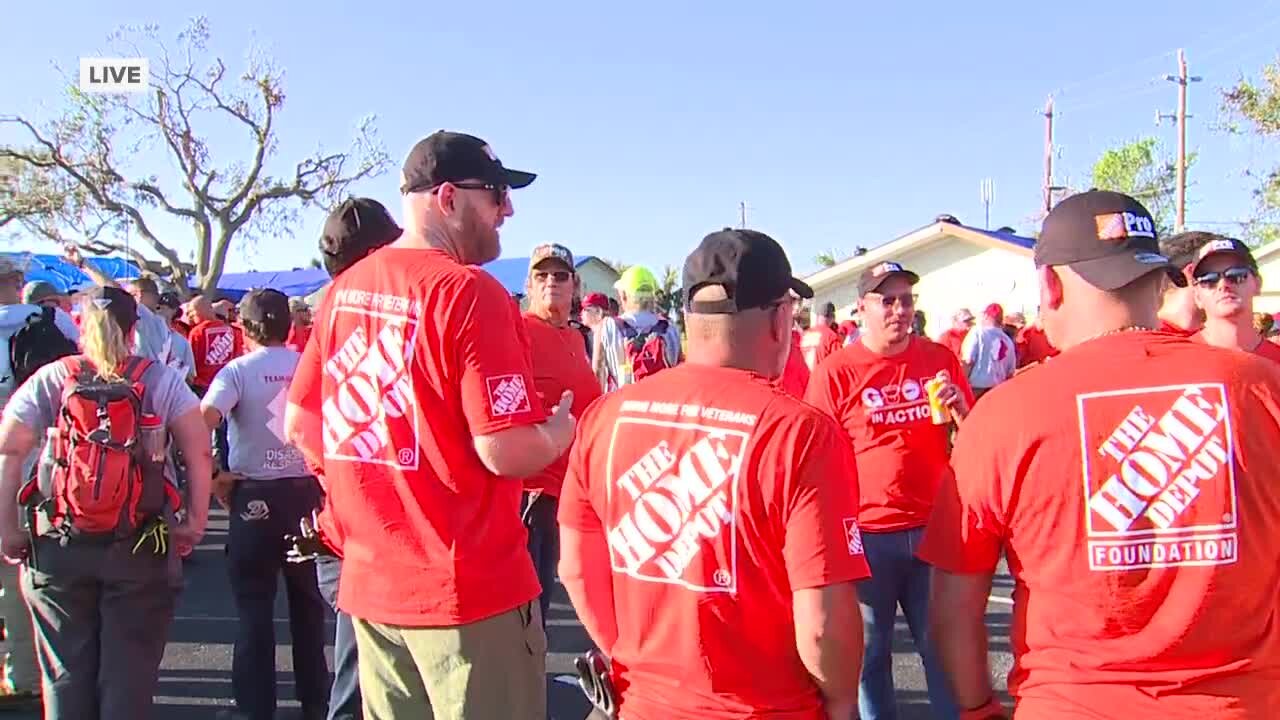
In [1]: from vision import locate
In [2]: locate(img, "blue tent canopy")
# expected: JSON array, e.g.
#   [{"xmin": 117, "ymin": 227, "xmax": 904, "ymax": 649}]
[
  {"xmin": 0, "ymin": 252, "xmax": 143, "ymax": 292},
  {"xmin": 482, "ymin": 256, "xmax": 598, "ymax": 296},
  {"xmin": 210, "ymin": 268, "xmax": 332, "ymax": 301}
]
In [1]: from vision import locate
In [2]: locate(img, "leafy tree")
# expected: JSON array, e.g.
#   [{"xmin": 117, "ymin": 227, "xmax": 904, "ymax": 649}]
[
  {"xmin": 814, "ymin": 250, "xmax": 839, "ymax": 268},
  {"xmin": 1090, "ymin": 137, "xmax": 1194, "ymax": 237},
  {"xmin": 1222, "ymin": 56, "xmax": 1280, "ymax": 246},
  {"xmin": 0, "ymin": 18, "xmax": 390, "ymax": 293}
]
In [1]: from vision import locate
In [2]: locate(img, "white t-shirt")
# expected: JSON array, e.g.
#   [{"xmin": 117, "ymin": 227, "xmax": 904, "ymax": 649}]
[
  {"xmin": 960, "ymin": 325, "xmax": 1016, "ymax": 389},
  {"xmin": 203, "ymin": 346, "xmax": 307, "ymax": 480}
]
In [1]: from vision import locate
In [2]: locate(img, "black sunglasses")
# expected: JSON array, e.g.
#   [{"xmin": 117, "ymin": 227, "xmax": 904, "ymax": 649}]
[
  {"xmin": 439, "ymin": 181, "xmax": 508, "ymax": 206},
  {"xmin": 1194, "ymin": 267, "xmax": 1252, "ymax": 288},
  {"xmin": 532, "ymin": 270, "xmax": 572, "ymax": 283},
  {"xmin": 871, "ymin": 292, "xmax": 917, "ymax": 309}
]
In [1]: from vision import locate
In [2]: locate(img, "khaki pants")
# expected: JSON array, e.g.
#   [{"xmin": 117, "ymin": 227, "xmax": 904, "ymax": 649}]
[
  {"xmin": 0, "ymin": 562, "xmax": 37, "ymax": 693},
  {"xmin": 354, "ymin": 601, "xmax": 547, "ymax": 720}
]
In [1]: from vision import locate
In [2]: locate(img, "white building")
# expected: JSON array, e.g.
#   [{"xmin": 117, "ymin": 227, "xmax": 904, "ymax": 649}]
[{"xmin": 802, "ymin": 219, "xmax": 1039, "ymax": 334}]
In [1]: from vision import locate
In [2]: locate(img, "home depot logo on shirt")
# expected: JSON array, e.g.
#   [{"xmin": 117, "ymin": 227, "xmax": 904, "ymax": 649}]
[
  {"xmin": 862, "ymin": 377, "xmax": 931, "ymax": 425},
  {"xmin": 205, "ymin": 326, "xmax": 234, "ymax": 366},
  {"xmin": 1079, "ymin": 383, "xmax": 1239, "ymax": 571},
  {"xmin": 605, "ymin": 405, "xmax": 752, "ymax": 593},
  {"xmin": 320, "ymin": 297, "xmax": 421, "ymax": 469},
  {"xmin": 487, "ymin": 374, "xmax": 531, "ymax": 416}
]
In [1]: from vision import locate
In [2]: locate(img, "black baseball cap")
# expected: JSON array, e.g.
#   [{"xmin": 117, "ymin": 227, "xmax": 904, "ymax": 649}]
[
  {"xmin": 320, "ymin": 197, "xmax": 401, "ymax": 266},
  {"xmin": 1036, "ymin": 190, "xmax": 1186, "ymax": 290},
  {"xmin": 683, "ymin": 229, "xmax": 813, "ymax": 314},
  {"xmin": 858, "ymin": 261, "xmax": 920, "ymax": 296},
  {"xmin": 1190, "ymin": 236, "xmax": 1258, "ymax": 277},
  {"xmin": 85, "ymin": 286, "xmax": 139, "ymax": 335},
  {"xmin": 239, "ymin": 288, "xmax": 292, "ymax": 338},
  {"xmin": 400, "ymin": 131, "xmax": 536, "ymax": 194}
]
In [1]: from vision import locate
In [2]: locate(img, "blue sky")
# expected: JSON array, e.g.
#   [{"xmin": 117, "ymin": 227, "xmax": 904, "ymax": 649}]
[{"xmin": 3, "ymin": 0, "xmax": 1278, "ymax": 277}]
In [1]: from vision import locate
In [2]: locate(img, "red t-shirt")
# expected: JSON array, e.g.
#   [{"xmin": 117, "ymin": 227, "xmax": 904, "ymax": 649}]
[
  {"xmin": 938, "ymin": 327, "xmax": 968, "ymax": 358},
  {"xmin": 559, "ymin": 364, "xmax": 869, "ymax": 720},
  {"xmin": 1189, "ymin": 331, "xmax": 1280, "ymax": 364},
  {"xmin": 518, "ymin": 312, "xmax": 603, "ymax": 496},
  {"xmin": 189, "ymin": 319, "xmax": 243, "ymax": 388},
  {"xmin": 778, "ymin": 329, "xmax": 811, "ymax": 399},
  {"xmin": 800, "ymin": 324, "xmax": 841, "ymax": 371},
  {"xmin": 285, "ymin": 247, "xmax": 545, "ymax": 626},
  {"xmin": 920, "ymin": 332, "xmax": 1280, "ymax": 717},
  {"xmin": 805, "ymin": 336, "xmax": 974, "ymax": 532},
  {"xmin": 1159, "ymin": 318, "xmax": 1197, "ymax": 337},
  {"xmin": 286, "ymin": 322, "xmax": 312, "ymax": 353},
  {"xmin": 1015, "ymin": 325, "xmax": 1059, "ymax": 368}
]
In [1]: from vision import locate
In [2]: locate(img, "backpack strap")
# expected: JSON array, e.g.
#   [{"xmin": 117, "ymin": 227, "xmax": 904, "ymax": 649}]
[{"xmin": 120, "ymin": 356, "xmax": 153, "ymax": 384}]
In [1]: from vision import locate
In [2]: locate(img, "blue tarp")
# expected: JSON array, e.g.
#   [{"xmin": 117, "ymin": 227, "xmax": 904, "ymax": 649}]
[
  {"xmin": 210, "ymin": 268, "xmax": 332, "ymax": 301},
  {"xmin": 0, "ymin": 252, "xmax": 143, "ymax": 292},
  {"xmin": 482, "ymin": 256, "xmax": 598, "ymax": 296}
]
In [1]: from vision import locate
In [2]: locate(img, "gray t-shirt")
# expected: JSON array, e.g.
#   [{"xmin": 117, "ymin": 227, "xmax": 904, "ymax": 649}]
[
  {"xmin": 203, "ymin": 346, "xmax": 307, "ymax": 480},
  {"xmin": 168, "ymin": 330, "xmax": 195, "ymax": 382},
  {"xmin": 133, "ymin": 304, "xmax": 174, "ymax": 365},
  {"xmin": 3, "ymin": 357, "xmax": 199, "ymax": 441}
]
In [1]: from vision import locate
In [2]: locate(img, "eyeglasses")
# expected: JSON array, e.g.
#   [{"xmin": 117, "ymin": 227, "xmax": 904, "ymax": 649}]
[
  {"xmin": 871, "ymin": 292, "xmax": 917, "ymax": 309},
  {"xmin": 1194, "ymin": 267, "xmax": 1252, "ymax": 288},
  {"xmin": 434, "ymin": 181, "xmax": 508, "ymax": 206},
  {"xmin": 533, "ymin": 270, "xmax": 572, "ymax": 283}
]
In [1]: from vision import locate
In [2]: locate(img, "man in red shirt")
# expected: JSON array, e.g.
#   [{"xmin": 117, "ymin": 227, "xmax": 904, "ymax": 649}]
[
  {"xmin": 922, "ymin": 190, "xmax": 1280, "ymax": 719},
  {"xmin": 1187, "ymin": 236, "xmax": 1280, "ymax": 363},
  {"xmin": 559, "ymin": 229, "xmax": 870, "ymax": 720},
  {"xmin": 519, "ymin": 243, "xmax": 604, "ymax": 624},
  {"xmin": 1015, "ymin": 315, "xmax": 1058, "ymax": 368},
  {"xmin": 284, "ymin": 131, "xmax": 575, "ymax": 719},
  {"xmin": 936, "ymin": 307, "xmax": 974, "ymax": 359},
  {"xmin": 285, "ymin": 297, "xmax": 312, "ymax": 352},
  {"xmin": 186, "ymin": 295, "xmax": 243, "ymax": 396},
  {"xmin": 1156, "ymin": 231, "xmax": 1218, "ymax": 336},
  {"xmin": 778, "ymin": 314, "xmax": 811, "ymax": 399},
  {"xmin": 805, "ymin": 259, "xmax": 972, "ymax": 720},
  {"xmin": 800, "ymin": 301, "xmax": 842, "ymax": 370}
]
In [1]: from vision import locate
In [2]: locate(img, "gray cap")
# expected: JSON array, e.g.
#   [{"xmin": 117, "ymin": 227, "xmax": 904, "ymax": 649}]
[{"xmin": 22, "ymin": 281, "xmax": 64, "ymax": 305}]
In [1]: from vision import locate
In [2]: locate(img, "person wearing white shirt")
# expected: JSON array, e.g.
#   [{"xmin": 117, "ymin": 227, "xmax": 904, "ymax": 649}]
[{"xmin": 960, "ymin": 303, "xmax": 1017, "ymax": 399}]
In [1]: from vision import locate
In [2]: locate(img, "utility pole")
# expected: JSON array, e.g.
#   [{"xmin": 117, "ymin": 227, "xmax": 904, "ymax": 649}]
[
  {"xmin": 739, "ymin": 201, "xmax": 747, "ymax": 229},
  {"xmin": 1159, "ymin": 49, "xmax": 1202, "ymax": 234},
  {"xmin": 1042, "ymin": 96, "xmax": 1057, "ymax": 215},
  {"xmin": 980, "ymin": 178, "xmax": 995, "ymax": 229}
]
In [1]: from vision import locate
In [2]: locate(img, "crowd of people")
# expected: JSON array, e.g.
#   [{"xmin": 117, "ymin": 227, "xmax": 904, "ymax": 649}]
[{"xmin": 0, "ymin": 129, "xmax": 1277, "ymax": 720}]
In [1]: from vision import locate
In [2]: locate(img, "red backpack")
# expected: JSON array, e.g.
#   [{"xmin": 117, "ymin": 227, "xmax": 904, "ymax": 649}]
[
  {"xmin": 21, "ymin": 356, "xmax": 180, "ymax": 540},
  {"xmin": 620, "ymin": 318, "xmax": 674, "ymax": 382}
]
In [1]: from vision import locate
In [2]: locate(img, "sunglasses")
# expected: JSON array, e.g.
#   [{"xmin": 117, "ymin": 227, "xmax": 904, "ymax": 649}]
[
  {"xmin": 441, "ymin": 181, "xmax": 508, "ymax": 206},
  {"xmin": 533, "ymin": 270, "xmax": 573, "ymax": 283},
  {"xmin": 871, "ymin": 292, "xmax": 917, "ymax": 309},
  {"xmin": 1194, "ymin": 267, "xmax": 1252, "ymax": 288}
]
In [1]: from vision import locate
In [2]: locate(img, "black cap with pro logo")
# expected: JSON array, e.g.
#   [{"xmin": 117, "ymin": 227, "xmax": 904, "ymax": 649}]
[
  {"xmin": 1035, "ymin": 190, "xmax": 1186, "ymax": 290},
  {"xmin": 1190, "ymin": 236, "xmax": 1258, "ymax": 277},
  {"xmin": 857, "ymin": 261, "xmax": 920, "ymax": 297},
  {"xmin": 399, "ymin": 131, "xmax": 536, "ymax": 194},
  {"xmin": 682, "ymin": 229, "xmax": 813, "ymax": 314}
]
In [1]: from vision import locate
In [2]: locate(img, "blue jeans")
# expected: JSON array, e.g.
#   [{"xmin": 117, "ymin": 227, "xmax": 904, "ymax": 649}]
[
  {"xmin": 315, "ymin": 556, "xmax": 362, "ymax": 720},
  {"xmin": 857, "ymin": 527, "xmax": 958, "ymax": 720},
  {"xmin": 523, "ymin": 491, "xmax": 560, "ymax": 625},
  {"xmin": 227, "ymin": 477, "xmax": 330, "ymax": 720}
]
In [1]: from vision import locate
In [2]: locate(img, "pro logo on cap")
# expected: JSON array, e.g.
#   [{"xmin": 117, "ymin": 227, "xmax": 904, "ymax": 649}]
[
  {"xmin": 1095, "ymin": 212, "xmax": 1156, "ymax": 242},
  {"xmin": 1202, "ymin": 239, "xmax": 1238, "ymax": 256},
  {"xmin": 872, "ymin": 262, "xmax": 904, "ymax": 277}
]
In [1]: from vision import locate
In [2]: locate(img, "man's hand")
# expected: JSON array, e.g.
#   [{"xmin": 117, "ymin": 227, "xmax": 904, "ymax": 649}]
[
  {"xmin": 285, "ymin": 510, "xmax": 336, "ymax": 563},
  {"xmin": 937, "ymin": 381, "xmax": 970, "ymax": 420},
  {"xmin": 64, "ymin": 244, "xmax": 85, "ymax": 268},
  {"xmin": 212, "ymin": 471, "xmax": 243, "ymax": 510},
  {"xmin": 545, "ymin": 390, "xmax": 577, "ymax": 455}
]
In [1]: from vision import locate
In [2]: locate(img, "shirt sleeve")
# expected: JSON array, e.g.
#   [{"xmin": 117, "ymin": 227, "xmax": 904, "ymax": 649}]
[
  {"xmin": 203, "ymin": 361, "xmax": 242, "ymax": 418},
  {"xmin": 1, "ymin": 360, "xmax": 71, "ymax": 433},
  {"xmin": 781, "ymin": 412, "xmax": 871, "ymax": 589},
  {"xmin": 918, "ymin": 403, "xmax": 1007, "ymax": 574},
  {"xmin": 802, "ymin": 362, "xmax": 841, "ymax": 420},
  {"xmin": 960, "ymin": 328, "xmax": 978, "ymax": 364},
  {"xmin": 0, "ymin": 305, "xmax": 39, "ymax": 335},
  {"xmin": 151, "ymin": 363, "xmax": 200, "ymax": 423},
  {"xmin": 557, "ymin": 406, "xmax": 603, "ymax": 533},
  {"xmin": 453, "ymin": 272, "xmax": 548, "ymax": 436}
]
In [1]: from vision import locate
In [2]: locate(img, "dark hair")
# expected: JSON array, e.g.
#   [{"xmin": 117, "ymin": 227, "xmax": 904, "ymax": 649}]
[
  {"xmin": 1160, "ymin": 231, "xmax": 1225, "ymax": 268},
  {"xmin": 820, "ymin": 302, "xmax": 836, "ymax": 320},
  {"xmin": 320, "ymin": 197, "xmax": 400, "ymax": 277},
  {"xmin": 240, "ymin": 289, "xmax": 292, "ymax": 345}
]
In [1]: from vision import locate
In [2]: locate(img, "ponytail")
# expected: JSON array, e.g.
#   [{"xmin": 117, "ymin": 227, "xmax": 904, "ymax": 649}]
[{"xmin": 79, "ymin": 301, "xmax": 131, "ymax": 381}]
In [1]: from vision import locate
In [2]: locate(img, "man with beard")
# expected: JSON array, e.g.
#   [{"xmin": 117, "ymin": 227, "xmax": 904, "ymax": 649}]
[
  {"xmin": 1188, "ymin": 236, "xmax": 1280, "ymax": 362},
  {"xmin": 805, "ymin": 261, "xmax": 972, "ymax": 720},
  {"xmin": 285, "ymin": 132, "xmax": 575, "ymax": 720}
]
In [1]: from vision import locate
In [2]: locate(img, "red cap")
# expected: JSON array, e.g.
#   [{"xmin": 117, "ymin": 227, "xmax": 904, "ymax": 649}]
[
  {"xmin": 838, "ymin": 319, "xmax": 858, "ymax": 336},
  {"xmin": 582, "ymin": 292, "xmax": 609, "ymax": 310},
  {"xmin": 983, "ymin": 303, "xmax": 1005, "ymax": 323}
]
